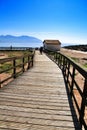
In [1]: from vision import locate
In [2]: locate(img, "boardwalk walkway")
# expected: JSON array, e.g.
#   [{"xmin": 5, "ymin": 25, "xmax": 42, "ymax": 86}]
[{"xmin": 0, "ymin": 51, "xmax": 81, "ymax": 130}]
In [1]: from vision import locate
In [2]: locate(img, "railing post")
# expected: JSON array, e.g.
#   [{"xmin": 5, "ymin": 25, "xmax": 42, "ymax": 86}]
[
  {"xmin": 67, "ymin": 62, "xmax": 70, "ymax": 85},
  {"xmin": 70, "ymin": 67, "xmax": 75, "ymax": 95},
  {"xmin": 31, "ymin": 55, "xmax": 34, "ymax": 67},
  {"xmin": 56, "ymin": 53, "xmax": 59, "ymax": 65},
  {"xmin": 60, "ymin": 55, "xmax": 63, "ymax": 70},
  {"xmin": 13, "ymin": 58, "xmax": 16, "ymax": 78},
  {"xmin": 57, "ymin": 53, "xmax": 60, "ymax": 67},
  {"xmin": 0, "ymin": 77, "xmax": 1, "ymax": 88},
  {"xmin": 55, "ymin": 52, "xmax": 57, "ymax": 62},
  {"xmin": 27, "ymin": 56, "xmax": 30, "ymax": 70},
  {"xmin": 22, "ymin": 57, "xmax": 25, "ymax": 72},
  {"xmin": 59, "ymin": 54, "xmax": 61, "ymax": 68},
  {"xmin": 62, "ymin": 57, "xmax": 65, "ymax": 74},
  {"xmin": 79, "ymin": 79, "xmax": 87, "ymax": 128},
  {"xmin": 63, "ymin": 58, "xmax": 67, "ymax": 79},
  {"xmin": 65, "ymin": 60, "xmax": 68, "ymax": 78}
]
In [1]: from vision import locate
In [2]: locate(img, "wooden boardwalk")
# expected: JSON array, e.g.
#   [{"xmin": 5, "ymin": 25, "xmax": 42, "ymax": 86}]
[{"xmin": 0, "ymin": 51, "xmax": 81, "ymax": 130}]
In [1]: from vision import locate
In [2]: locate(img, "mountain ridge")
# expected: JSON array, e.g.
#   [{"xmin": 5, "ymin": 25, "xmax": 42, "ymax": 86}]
[{"xmin": 0, "ymin": 35, "xmax": 42, "ymax": 47}]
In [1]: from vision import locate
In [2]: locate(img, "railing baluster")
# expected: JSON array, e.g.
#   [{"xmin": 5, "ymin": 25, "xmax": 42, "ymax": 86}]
[
  {"xmin": 22, "ymin": 57, "xmax": 25, "ymax": 72},
  {"xmin": 0, "ymin": 77, "xmax": 1, "ymax": 88},
  {"xmin": 13, "ymin": 58, "xmax": 16, "ymax": 78},
  {"xmin": 63, "ymin": 56, "xmax": 65, "ymax": 74},
  {"xmin": 65, "ymin": 59, "xmax": 68, "ymax": 79},
  {"xmin": 31, "ymin": 55, "xmax": 34, "ymax": 67},
  {"xmin": 27, "ymin": 56, "xmax": 30, "ymax": 70},
  {"xmin": 55, "ymin": 52, "xmax": 57, "ymax": 62},
  {"xmin": 70, "ymin": 67, "xmax": 75, "ymax": 95},
  {"xmin": 67, "ymin": 62, "xmax": 70, "ymax": 87},
  {"xmin": 80, "ymin": 79, "xmax": 87, "ymax": 128}
]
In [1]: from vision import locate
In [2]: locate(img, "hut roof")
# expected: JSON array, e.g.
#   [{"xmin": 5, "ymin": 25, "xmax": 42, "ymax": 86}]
[{"xmin": 43, "ymin": 40, "xmax": 61, "ymax": 45}]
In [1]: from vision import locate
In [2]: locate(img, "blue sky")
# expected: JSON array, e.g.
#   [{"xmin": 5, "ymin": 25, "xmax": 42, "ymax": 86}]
[{"xmin": 0, "ymin": 0, "xmax": 87, "ymax": 45}]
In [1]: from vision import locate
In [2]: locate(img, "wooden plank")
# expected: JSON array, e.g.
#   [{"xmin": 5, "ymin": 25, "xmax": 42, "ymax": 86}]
[{"xmin": 0, "ymin": 51, "xmax": 81, "ymax": 130}]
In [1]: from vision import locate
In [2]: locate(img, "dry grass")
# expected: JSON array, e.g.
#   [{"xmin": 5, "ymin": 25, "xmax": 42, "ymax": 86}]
[{"xmin": 60, "ymin": 48, "xmax": 87, "ymax": 70}]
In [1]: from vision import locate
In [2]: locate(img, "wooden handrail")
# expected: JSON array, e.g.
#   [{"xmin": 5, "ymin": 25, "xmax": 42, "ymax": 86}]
[
  {"xmin": 45, "ymin": 49, "xmax": 87, "ymax": 130},
  {"xmin": 0, "ymin": 51, "xmax": 35, "ymax": 87}
]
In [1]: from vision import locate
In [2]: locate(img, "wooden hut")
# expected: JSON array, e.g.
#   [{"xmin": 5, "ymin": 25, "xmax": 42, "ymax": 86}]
[{"xmin": 43, "ymin": 40, "xmax": 61, "ymax": 51}]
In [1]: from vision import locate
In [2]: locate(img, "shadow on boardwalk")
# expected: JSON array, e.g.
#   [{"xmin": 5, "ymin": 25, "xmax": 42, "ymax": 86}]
[{"xmin": 63, "ymin": 74, "xmax": 82, "ymax": 130}]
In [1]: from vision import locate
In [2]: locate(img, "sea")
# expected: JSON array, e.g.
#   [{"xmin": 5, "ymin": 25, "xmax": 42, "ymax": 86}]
[
  {"xmin": 0, "ymin": 43, "xmax": 86, "ymax": 50},
  {"xmin": 0, "ymin": 47, "xmax": 33, "ymax": 50}
]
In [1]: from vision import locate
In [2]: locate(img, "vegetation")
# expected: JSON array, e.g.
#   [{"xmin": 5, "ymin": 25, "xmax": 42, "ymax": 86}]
[
  {"xmin": 0, "ymin": 50, "xmax": 33, "ymax": 74},
  {"xmin": 0, "ymin": 50, "xmax": 31, "ymax": 58},
  {"xmin": 63, "ymin": 45, "xmax": 87, "ymax": 52},
  {"xmin": 0, "ymin": 62, "xmax": 12, "ymax": 73},
  {"xmin": 70, "ymin": 57, "xmax": 79, "ymax": 63},
  {"xmin": 83, "ymin": 63, "xmax": 87, "ymax": 68}
]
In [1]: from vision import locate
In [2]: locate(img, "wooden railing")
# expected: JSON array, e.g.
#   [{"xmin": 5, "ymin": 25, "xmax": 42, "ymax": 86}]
[
  {"xmin": 0, "ymin": 52, "xmax": 34, "ymax": 87},
  {"xmin": 45, "ymin": 50, "xmax": 87, "ymax": 130}
]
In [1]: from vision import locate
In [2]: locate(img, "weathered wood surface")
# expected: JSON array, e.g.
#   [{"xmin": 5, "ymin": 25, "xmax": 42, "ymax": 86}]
[{"xmin": 0, "ymin": 51, "xmax": 81, "ymax": 130}]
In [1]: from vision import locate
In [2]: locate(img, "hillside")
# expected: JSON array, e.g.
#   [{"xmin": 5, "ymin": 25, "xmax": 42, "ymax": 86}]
[
  {"xmin": 63, "ymin": 45, "xmax": 87, "ymax": 52},
  {"xmin": 0, "ymin": 35, "xmax": 42, "ymax": 47}
]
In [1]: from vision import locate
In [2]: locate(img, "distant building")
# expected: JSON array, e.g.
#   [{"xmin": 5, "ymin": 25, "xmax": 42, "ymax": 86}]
[{"xmin": 43, "ymin": 40, "xmax": 61, "ymax": 51}]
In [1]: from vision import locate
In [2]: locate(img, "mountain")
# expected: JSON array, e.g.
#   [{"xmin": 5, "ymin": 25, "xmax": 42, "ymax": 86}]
[{"xmin": 0, "ymin": 35, "xmax": 42, "ymax": 47}]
